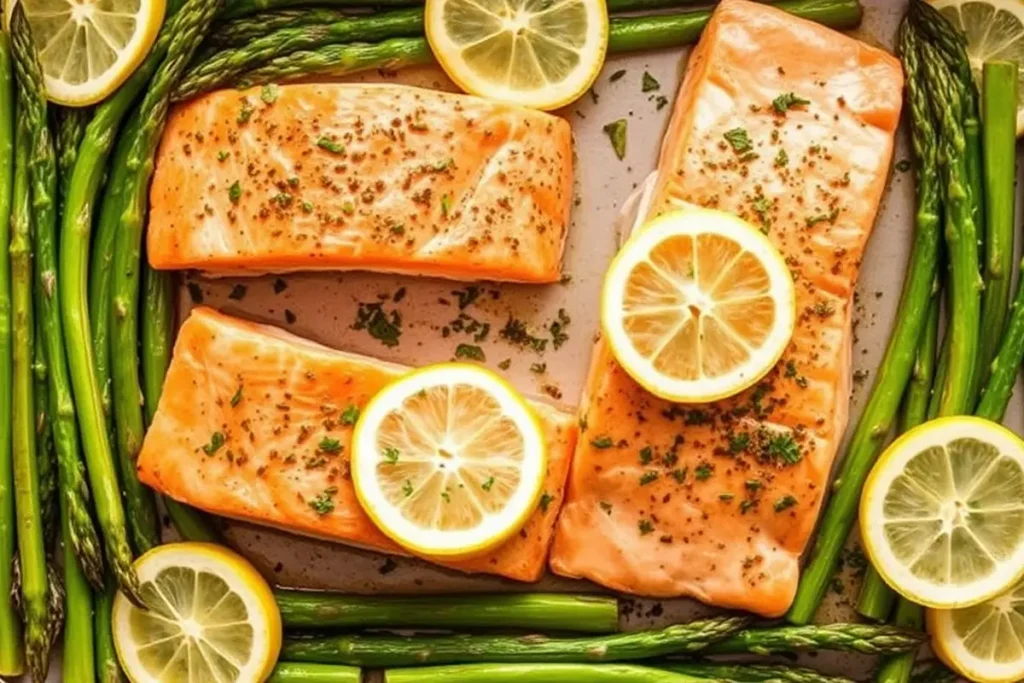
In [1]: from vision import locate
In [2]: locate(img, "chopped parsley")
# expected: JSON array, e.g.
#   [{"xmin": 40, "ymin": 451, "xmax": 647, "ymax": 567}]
[
  {"xmin": 767, "ymin": 434, "xmax": 802, "ymax": 464},
  {"xmin": 603, "ymin": 119, "xmax": 627, "ymax": 160},
  {"xmin": 728, "ymin": 432, "xmax": 750, "ymax": 455},
  {"xmin": 481, "ymin": 476, "xmax": 495, "ymax": 492},
  {"xmin": 723, "ymin": 127, "xmax": 752, "ymax": 154},
  {"xmin": 217, "ymin": 150, "xmax": 229, "ymax": 162},
  {"xmin": 530, "ymin": 362, "xmax": 547, "ymax": 374},
  {"xmin": 670, "ymin": 468, "xmax": 687, "ymax": 483},
  {"xmin": 609, "ymin": 69, "xmax": 627, "ymax": 82},
  {"xmin": 228, "ymin": 284, "xmax": 247, "ymax": 300},
  {"xmin": 641, "ymin": 71, "xmax": 660, "ymax": 92},
  {"xmin": 261, "ymin": 84, "xmax": 280, "ymax": 104},
  {"xmin": 772, "ymin": 92, "xmax": 810, "ymax": 113},
  {"xmin": 548, "ymin": 308, "xmax": 571, "ymax": 349},
  {"xmin": 402, "ymin": 480, "xmax": 414, "ymax": 497},
  {"xmin": 695, "ymin": 462, "xmax": 713, "ymax": 481},
  {"xmin": 309, "ymin": 488, "xmax": 337, "ymax": 515},
  {"xmin": 639, "ymin": 471, "xmax": 659, "ymax": 486},
  {"xmin": 228, "ymin": 181, "xmax": 242, "ymax": 204},
  {"xmin": 318, "ymin": 437, "xmax": 342, "ymax": 454},
  {"xmin": 317, "ymin": 136, "xmax": 345, "ymax": 154},
  {"xmin": 237, "ymin": 99, "xmax": 254, "ymax": 124},
  {"xmin": 539, "ymin": 492, "xmax": 555, "ymax": 512},
  {"xmin": 454, "ymin": 343, "xmax": 486, "ymax": 361},
  {"xmin": 440, "ymin": 193, "xmax": 451, "ymax": 217},
  {"xmin": 774, "ymin": 495, "xmax": 798, "ymax": 512},
  {"xmin": 775, "ymin": 149, "xmax": 789, "ymax": 167},
  {"xmin": 719, "ymin": 493, "xmax": 734, "ymax": 501},
  {"xmin": 202, "ymin": 432, "xmax": 225, "ymax": 456},
  {"xmin": 745, "ymin": 479, "xmax": 762, "ymax": 491},
  {"xmin": 340, "ymin": 405, "xmax": 361, "ymax": 426},
  {"xmin": 639, "ymin": 446, "xmax": 653, "ymax": 465},
  {"xmin": 353, "ymin": 302, "xmax": 402, "ymax": 347},
  {"xmin": 497, "ymin": 359, "xmax": 512, "ymax": 370},
  {"xmin": 638, "ymin": 519, "xmax": 655, "ymax": 535},
  {"xmin": 590, "ymin": 436, "xmax": 613, "ymax": 449},
  {"xmin": 230, "ymin": 386, "xmax": 243, "ymax": 407},
  {"xmin": 382, "ymin": 447, "xmax": 400, "ymax": 464}
]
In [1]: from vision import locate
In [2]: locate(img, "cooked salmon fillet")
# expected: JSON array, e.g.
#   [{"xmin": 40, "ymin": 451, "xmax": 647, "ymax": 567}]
[
  {"xmin": 147, "ymin": 83, "xmax": 573, "ymax": 283},
  {"xmin": 137, "ymin": 307, "xmax": 577, "ymax": 581},
  {"xmin": 549, "ymin": 0, "xmax": 903, "ymax": 616}
]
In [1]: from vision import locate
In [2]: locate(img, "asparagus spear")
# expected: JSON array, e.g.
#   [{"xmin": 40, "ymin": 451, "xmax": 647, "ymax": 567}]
[
  {"xmin": 219, "ymin": 0, "xmax": 415, "ymax": 19},
  {"xmin": 276, "ymin": 591, "xmax": 620, "ymax": 633},
  {"xmin": 704, "ymin": 623, "xmax": 924, "ymax": 656},
  {"xmin": 875, "ymin": 598, "xmax": 924, "ymax": 683},
  {"xmin": 186, "ymin": 0, "xmax": 863, "ymax": 96},
  {"xmin": 785, "ymin": 7, "xmax": 942, "ymax": 627},
  {"xmin": 282, "ymin": 617, "xmax": 749, "ymax": 666},
  {"xmin": 384, "ymin": 663, "xmax": 707, "ymax": 683},
  {"xmin": 54, "ymin": 106, "xmax": 90, "ymax": 202},
  {"xmin": 110, "ymin": 0, "xmax": 221, "ymax": 563},
  {"xmin": 269, "ymin": 663, "xmax": 361, "ymax": 683},
  {"xmin": 0, "ymin": 28, "xmax": 23, "ymax": 680},
  {"xmin": 175, "ymin": 6, "xmax": 424, "ymax": 99},
  {"xmin": 976, "ymin": 259, "xmax": 1024, "ymax": 420},
  {"xmin": 659, "ymin": 661, "xmax": 856, "ymax": 683},
  {"xmin": 31, "ymin": 317, "xmax": 56, "ymax": 549},
  {"xmin": 60, "ymin": 492, "xmax": 95, "ymax": 683},
  {"xmin": 909, "ymin": 662, "xmax": 958, "ymax": 683},
  {"xmin": 94, "ymin": 576, "xmax": 122, "ymax": 683},
  {"xmin": 975, "ymin": 60, "xmax": 1018, "ymax": 380},
  {"xmin": 210, "ymin": 8, "xmax": 374, "ymax": 47}
]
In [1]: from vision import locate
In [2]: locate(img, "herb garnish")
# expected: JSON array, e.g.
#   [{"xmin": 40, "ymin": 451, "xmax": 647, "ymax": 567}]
[
  {"xmin": 603, "ymin": 119, "xmax": 627, "ymax": 160},
  {"xmin": 723, "ymin": 127, "xmax": 752, "ymax": 153},
  {"xmin": 772, "ymin": 92, "xmax": 810, "ymax": 113},
  {"xmin": 202, "ymin": 432, "xmax": 225, "ymax": 456}
]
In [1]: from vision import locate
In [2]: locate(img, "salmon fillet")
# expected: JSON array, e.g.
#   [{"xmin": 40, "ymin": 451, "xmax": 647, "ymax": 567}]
[
  {"xmin": 147, "ymin": 83, "xmax": 573, "ymax": 283},
  {"xmin": 549, "ymin": 0, "xmax": 903, "ymax": 616},
  {"xmin": 138, "ymin": 307, "xmax": 577, "ymax": 582}
]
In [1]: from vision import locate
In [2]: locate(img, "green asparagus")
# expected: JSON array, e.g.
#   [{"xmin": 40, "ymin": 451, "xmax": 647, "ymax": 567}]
[
  {"xmin": 785, "ymin": 6, "xmax": 942, "ymax": 626},
  {"xmin": 54, "ymin": 106, "xmax": 90, "ymax": 202},
  {"xmin": 110, "ymin": 0, "xmax": 222, "ymax": 562},
  {"xmin": 384, "ymin": 664, "xmax": 708, "ymax": 683},
  {"xmin": 875, "ymin": 599, "xmax": 924, "ymax": 683},
  {"xmin": 31, "ymin": 317, "xmax": 56, "ymax": 549},
  {"xmin": 94, "ymin": 576, "xmax": 122, "ymax": 683},
  {"xmin": 189, "ymin": 0, "xmax": 862, "ymax": 96},
  {"xmin": 276, "ymin": 591, "xmax": 620, "ymax": 633},
  {"xmin": 10, "ymin": 10, "xmax": 57, "ymax": 678},
  {"xmin": 210, "ymin": 8, "xmax": 374, "ymax": 47},
  {"xmin": 268, "ymin": 663, "xmax": 362, "ymax": 683},
  {"xmin": 0, "ymin": 28, "xmax": 22, "ymax": 680},
  {"xmin": 909, "ymin": 662, "xmax": 958, "ymax": 683},
  {"xmin": 281, "ymin": 617, "xmax": 749, "ymax": 666},
  {"xmin": 703, "ymin": 623, "xmax": 925, "ymax": 656},
  {"xmin": 175, "ymin": 6, "xmax": 424, "ymax": 99},
  {"xmin": 60, "ymin": 495, "xmax": 94, "ymax": 683},
  {"xmin": 659, "ymin": 661, "xmax": 856, "ymax": 683},
  {"xmin": 976, "ymin": 257, "xmax": 1024, "ymax": 420},
  {"xmin": 220, "ymin": 0, "xmax": 415, "ymax": 19},
  {"xmin": 976, "ymin": 60, "xmax": 1018, "ymax": 381}
]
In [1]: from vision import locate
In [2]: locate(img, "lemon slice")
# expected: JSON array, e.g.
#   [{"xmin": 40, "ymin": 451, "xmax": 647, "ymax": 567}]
[
  {"xmin": 860, "ymin": 416, "xmax": 1024, "ymax": 609},
  {"xmin": 928, "ymin": 578, "xmax": 1024, "ymax": 683},
  {"xmin": 424, "ymin": 0, "xmax": 608, "ymax": 110},
  {"xmin": 112, "ymin": 543, "xmax": 282, "ymax": 683},
  {"xmin": 930, "ymin": 0, "xmax": 1024, "ymax": 134},
  {"xmin": 9, "ymin": 0, "xmax": 166, "ymax": 105},
  {"xmin": 601, "ymin": 208, "xmax": 796, "ymax": 404},
  {"xmin": 352, "ymin": 363, "xmax": 546, "ymax": 559}
]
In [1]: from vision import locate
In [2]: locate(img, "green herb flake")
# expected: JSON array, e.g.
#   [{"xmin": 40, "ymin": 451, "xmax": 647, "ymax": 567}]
[
  {"xmin": 719, "ymin": 492, "xmax": 734, "ymax": 502},
  {"xmin": 383, "ymin": 447, "xmax": 400, "ymax": 464},
  {"xmin": 772, "ymin": 92, "xmax": 810, "ymax": 113},
  {"xmin": 353, "ymin": 302, "xmax": 402, "ymax": 347},
  {"xmin": 639, "ymin": 471, "xmax": 659, "ymax": 486},
  {"xmin": 228, "ymin": 181, "xmax": 242, "ymax": 204},
  {"xmin": 590, "ymin": 436, "xmax": 614, "ymax": 449},
  {"xmin": 641, "ymin": 71, "xmax": 660, "ymax": 92},
  {"xmin": 230, "ymin": 386, "xmax": 243, "ymax": 407},
  {"xmin": 745, "ymin": 479, "xmax": 762, "ymax": 491},
  {"xmin": 775, "ymin": 149, "xmax": 788, "ymax": 167},
  {"xmin": 695, "ymin": 462, "xmax": 713, "ymax": 481},
  {"xmin": 497, "ymin": 358, "xmax": 511, "ymax": 371},
  {"xmin": 671, "ymin": 468, "xmax": 687, "ymax": 483},
  {"xmin": 237, "ymin": 99, "xmax": 254, "ymax": 124},
  {"xmin": 638, "ymin": 519, "xmax": 654, "ymax": 535},
  {"xmin": 217, "ymin": 150, "xmax": 229, "ymax": 162},
  {"xmin": 318, "ymin": 437, "xmax": 342, "ymax": 454},
  {"xmin": 402, "ymin": 480, "xmax": 414, "ymax": 497},
  {"xmin": 309, "ymin": 488, "xmax": 337, "ymax": 515},
  {"xmin": 202, "ymin": 432, "xmax": 225, "ymax": 456},
  {"xmin": 539, "ymin": 492, "xmax": 555, "ymax": 512},
  {"xmin": 441, "ymin": 490, "xmax": 451, "ymax": 503},
  {"xmin": 481, "ymin": 476, "xmax": 495, "ymax": 492},
  {"xmin": 340, "ymin": 405, "xmax": 361, "ymax": 426},
  {"xmin": 317, "ymin": 136, "xmax": 345, "ymax": 154},
  {"xmin": 638, "ymin": 446, "xmax": 653, "ymax": 465},
  {"xmin": 610, "ymin": 69, "xmax": 627, "ymax": 82},
  {"xmin": 723, "ymin": 127, "xmax": 752, "ymax": 154},
  {"xmin": 767, "ymin": 434, "xmax": 802, "ymax": 464},
  {"xmin": 440, "ymin": 193, "xmax": 451, "ymax": 217},
  {"xmin": 728, "ymin": 432, "xmax": 750, "ymax": 455},
  {"xmin": 774, "ymin": 495, "xmax": 798, "ymax": 513},
  {"xmin": 530, "ymin": 362, "xmax": 547, "ymax": 374},
  {"xmin": 261, "ymin": 84, "xmax": 280, "ymax": 104},
  {"xmin": 455, "ymin": 343, "xmax": 486, "ymax": 361},
  {"xmin": 603, "ymin": 119, "xmax": 627, "ymax": 160}
]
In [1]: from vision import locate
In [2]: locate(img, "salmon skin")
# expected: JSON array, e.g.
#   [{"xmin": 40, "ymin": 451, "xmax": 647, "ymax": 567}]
[
  {"xmin": 148, "ymin": 83, "xmax": 573, "ymax": 283},
  {"xmin": 137, "ymin": 307, "xmax": 577, "ymax": 582},
  {"xmin": 549, "ymin": 0, "xmax": 903, "ymax": 616}
]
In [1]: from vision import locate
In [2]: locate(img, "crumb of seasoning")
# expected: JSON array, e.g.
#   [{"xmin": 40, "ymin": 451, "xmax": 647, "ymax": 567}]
[
  {"xmin": 273, "ymin": 277, "xmax": 288, "ymax": 294},
  {"xmin": 639, "ymin": 471, "xmax": 658, "ymax": 486},
  {"xmin": 453, "ymin": 285, "xmax": 482, "ymax": 310},
  {"xmin": 895, "ymin": 158, "xmax": 912, "ymax": 172},
  {"xmin": 497, "ymin": 358, "xmax": 511, "ymax": 370},
  {"xmin": 455, "ymin": 343, "xmax": 486, "ymax": 361},
  {"xmin": 695, "ymin": 462, "xmax": 713, "ymax": 480},
  {"xmin": 284, "ymin": 309, "xmax": 296, "ymax": 324},
  {"xmin": 772, "ymin": 92, "xmax": 810, "ymax": 113},
  {"xmin": 340, "ymin": 405, "xmax": 360, "ymax": 425},
  {"xmin": 382, "ymin": 447, "xmax": 400, "ymax": 464},
  {"xmin": 237, "ymin": 99, "xmax": 254, "ymax": 124},
  {"xmin": 599, "ymin": 501, "xmax": 613, "ymax": 514},
  {"xmin": 228, "ymin": 284, "xmax": 247, "ymax": 301},
  {"xmin": 671, "ymin": 468, "xmax": 687, "ymax": 483},
  {"xmin": 655, "ymin": 95, "xmax": 669, "ymax": 110},
  {"xmin": 230, "ymin": 386, "xmax": 243, "ymax": 407},
  {"xmin": 217, "ymin": 150, "xmax": 228, "ymax": 162},
  {"xmin": 723, "ymin": 127, "xmax": 752, "ymax": 153},
  {"xmin": 639, "ymin": 446, "xmax": 653, "ymax": 465},
  {"xmin": 481, "ymin": 476, "xmax": 495, "ymax": 492},
  {"xmin": 228, "ymin": 180, "xmax": 242, "ymax": 204},
  {"xmin": 610, "ymin": 69, "xmax": 626, "ymax": 82},
  {"xmin": 775, "ymin": 149, "xmax": 788, "ymax": 167},
  {"xmin": 378, "ymin": 558, "xmax": 398, "ymax": 574},
  {"xmin": 719, "ymin": 493, "xmax": 734, "ymax": 502},
  {"xmin": 746, "ymin": 479, "xmax": 761, "ymax": 491},
  {"xmin": 530, "ymin": 362, "xmax": 546, "ymax": 374},
  {"xmin": 319, "ymin": 437, "xmax": 342, "ymax": 454},
  {"xmin": 603, "ymin": 119, "xmax": 627, "ymax": 160},
  {"xmin": 440, "ymin": 193, "xmax": 451, "ymax": 217},
  {"xmin": 187, "ymin": 282, "xmax": 203, "ymax": 303},
  {"xmin": 727, "ymin": 432, "xmax": 750, "ymax": 455},
  {"xmin": 641, "ymin": 71, "xmax": 660, "ymax": 92},
  {"xmin": 402, "ymin": 480, "xmax": 414, "ymax": 497},
  {"xmin": 308, "ymin": 487, "xmax": 338, "ymax": 516},
  {"xmin": 261, "ymin": 84, "xmax": 280, "ymax": 104},
  {"xmin": 638, "ymin": 519, "xmax": 654, "ymax": 535},
  {"xmin": 353, "ymin": 302, "xmax": 402, "ymax": 347},
  {"xmin": 549, "ymin": 308, "xmax": 571, "ymax": 349},
  {"xmin": 590, "ymin": 436, "xmax": 613, "ymax": 449},
  {"xmin": 499, "ymin": 317, "xmax": 546, "ymax": 352},
  {"xmin": 774, "ymin": 495, "xmax": 798, "ymax": 512},
  {"xmin": 831, "ymin": 577, "xmax": 845, "ymax": 594},
  {"xmin": 202, "ymin": 432, "xmax": 225, "ymax": 456},
  {"xmin": 317, "ymin": 136, "xmax": 345, "ymax": 154},
  {"xmin": 539, "ymin": 492, "xmax": 555, "ymax": 512}
]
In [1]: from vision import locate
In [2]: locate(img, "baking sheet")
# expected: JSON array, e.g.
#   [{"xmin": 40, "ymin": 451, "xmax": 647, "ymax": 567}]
[{"xmin": 152, "ymin": 0, "xmax": 1024, "ymax": 679}]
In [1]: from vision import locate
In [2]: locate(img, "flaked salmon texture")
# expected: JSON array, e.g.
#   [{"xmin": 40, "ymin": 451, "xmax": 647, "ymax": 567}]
[{"xmin": 549, "ymin": 0, "xmax": 903, "ymax": 617}]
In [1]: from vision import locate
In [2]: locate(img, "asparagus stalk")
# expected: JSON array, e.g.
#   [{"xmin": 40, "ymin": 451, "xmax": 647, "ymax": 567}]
[
  {"xmin": 110, "ymin": 0, "xmax": 222, "ymax": 563},
  {"xmin": 785, "ymin": 9, "xmax": 942, "ymax": 626},
  {"xmin": 60, "ymin": 491, "xmax": 95, "ymax": 683},
  {"xmin": 875, "ymin": 599, "xmax": 924, "ymax": 683},
  {"xmin": 975, "ymin": 60, "xmax": 1018, "ymax": 382},
  {"xmin": 909, "ymin": 662, "xmax": 958, "ymax": 683},
  {"xmin": 659, "ymin": 661, "xmax": 856, "ymax": 683},
  {"xmin": 269, "ymin": 663, "xmax": 362, "ymax": 683},
  {"xmin": 94, "ymin": 576, "xmax": 122, "ymax": 683},
  {"xmin": 220, "ymin": 0, "xmax": 416, "ymax": 19},
  {"xmin": 276, "ymin": 591, "xmax": 620, "ymax": 633},
  {"xmin": 385, "ymin": 664, "xmax": 707, "ymax": 683},
  {"xmin": 32, "ymin": 317, "xmax": 57, "ymax": 549},
  {"xmin": 187, "ymin": 0, "xmax": 862, "ymax": 96},
  {"xmin": 210, "ymin": 8, "xmax": 376, "ymax": 47},
  {"xmin": 54, "ymin": 106, "xmax": 90, "ymax": 202},
  {"xmin": 0, "ymin": 28, "xmax": 23, "ymax": 679},
  {"xmin": 976, "ymin": 258, "xmax": 1024, "ymax": 421},
  {"xmin": 704, "ymin": 623, "xmax": 924, "ymax": 656},
  {"xmin": 282, "ymin": 617, "xmax": 748, "ymax": 667},
  {"xmin": 175, "ymin": 6, "xmax": 424, "ymax": 99}
]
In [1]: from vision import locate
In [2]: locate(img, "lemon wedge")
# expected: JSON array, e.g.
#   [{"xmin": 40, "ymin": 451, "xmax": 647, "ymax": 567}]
[
  {"xmin": 9, "ymin": 0, "xmax": 166, "ymax": 105},
  {"xmin": 352, "ymin": 363, "xmax": 546, "ymax": 559},
  {"xmin": 930, "ymin": 0, "xmax": 1024, "ymax": 134},
  {"xmin": 928, "ymin": 577, "xmax": 1024, "ymax": 683},
  {"xmin": 424, "ymin": 0, "xmax": 608, "ymax": 110},
  {"xmin": 860, "ymin": 416, "xmax": 1024, "ymax": 609},
  {"xmin": 113, "ymin": 543, "xmax": 282, "ymax": 683},
  {"xmin": 601, "ymin": 208, "xmax": 796, "ymax": 404}
]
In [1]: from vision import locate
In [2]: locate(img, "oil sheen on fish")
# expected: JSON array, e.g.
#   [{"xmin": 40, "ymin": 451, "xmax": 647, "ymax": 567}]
[
  {"xmin": 137, "ymin": 307, "xmax": 577, "ymax": 582},
  {"xmin": 549, "ymin": 0, "xmax": 903, "ymax": 616},
  {"xmin": 147, "ymin": 83, "xmax": 573, "ymax": 283}
]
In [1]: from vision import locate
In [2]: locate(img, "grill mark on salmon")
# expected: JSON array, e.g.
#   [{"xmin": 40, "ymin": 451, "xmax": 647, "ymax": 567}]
[
  {"xmin": 148, "ymin": 83, "xmax": 574, "ymax": 283},
  {"xmin": 548, "ymin": 0, "xmax": 903, "ymax": 616},
  {"xmin": 137, "ymin": 307, "xmax": 577, "ymax": 582}
]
